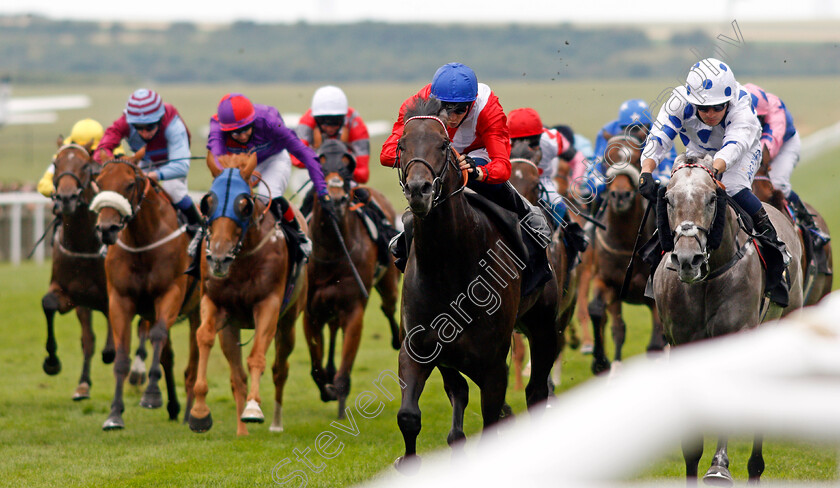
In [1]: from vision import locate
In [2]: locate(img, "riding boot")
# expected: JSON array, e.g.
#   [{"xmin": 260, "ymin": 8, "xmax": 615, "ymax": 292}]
[
  {"xmin": 389, "ymin": 212, "xmax": 413, "ymax": 273},
  {"xmin": 183, "ymin": 205, "xmax": 205, "ymax": 278},
  {"xmin": 271, "ymin": 197, "xmax": 312, "ymax": 261},
  {"xmin": 182, "ymin": 204, "xmax": 203, "ymax": 238},
  {"xmin": 752, "ymin": 207, "xmax": 791, "ymax": 306},
  {"xmin": 789, "ymin": 196, "xmax": 830, "ymax": 249}
]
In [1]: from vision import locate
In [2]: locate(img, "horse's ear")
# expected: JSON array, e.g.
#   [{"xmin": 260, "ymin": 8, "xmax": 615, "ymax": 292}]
[
  {"xmin": 83, "ymin": 140, "xmax": 94, "ymax": 154},
  {"xmin": 602, "ymin": 129, "xmax": 614, "ymax": 141},
  {"xmin": 206, "ymin": 151, "xmax": 222, "ymax": 178},
  {"xmin": 56, "ymin": 136, "xmax": 64, "ymax": 148},
  {"xmin": 241, "ymin": 151, "xmax": 258, "ymax": 181},
  {"xmin": 132, "ymin": 147, "xmax": 146, "ymax": 164}
]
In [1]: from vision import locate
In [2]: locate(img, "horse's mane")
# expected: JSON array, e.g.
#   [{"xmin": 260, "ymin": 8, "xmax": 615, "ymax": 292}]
[
  {"xmin": 214, "ymin": 152, "xmax": 252, "ymax": 170},
  {"xmin": 510, "ymin": 139, "xmax": 540, "ymax": 162},
  {"xmin": 404, "ymin": 96, "xmax": 444, "ymax": 120}
]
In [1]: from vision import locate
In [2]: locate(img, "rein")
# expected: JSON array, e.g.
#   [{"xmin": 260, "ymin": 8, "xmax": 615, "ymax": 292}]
[
  {"xmin": 397, "ymin": 115, "xmax": 468, "ymax": 210},
  {"xmin": 116, "ymin": 225, "xmax": 187, "ymax": 253}
]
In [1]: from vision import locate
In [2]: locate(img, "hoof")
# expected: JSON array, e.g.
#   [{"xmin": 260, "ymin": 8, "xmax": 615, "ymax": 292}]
[
  {"xmin": 394, "ymin": 455, "xmax": 421, "ymax": 475},
  {"xmin": 591, "ymin": 357, "xmax": 610, "ymax": 375},
  {"xmin": 167, "ymin": 401, "xmax": 180, "ymax": 421},
  {"xmin": 140, "ymin": 390, "xmax": 163, "ymax": 409},
  {"xmin": 128, "ymin": 370, "xmax": 146, "ymax": 386},
  {"xmin": 189, "ymin": 412, "xmax": 213, "ymax": 433},
  {"xmin": 241, "ymin": 400, "xmax": 265, "ymax": 423},
  {"xmin": 101, "ymin": 349, "xmax": 115, "ymax": 364},
  {"xmin": 321, "ymin": 384, "xmax": 338, "ymax": 402},
  {"xmin": 43, "ymin": 356, "xmax": 62, "ymax": 376},
  {"xmin": 580, "ymin": 343, "xmax": 594, "ymax": 355},
  {"xmin": 269, "ymin": 423, "xmax": 284, "ymax": 433},
  {"xmin": 703, "ymin": 466, "xmax": 734, "ymax": 487},
  {"xmin": 391, "ymin": 336, "xmax": 401, "ymax": 350},
  {"xmin": 72, "ymin": 382, "xmax": 90, "ymax": 401},
  {"xmin": 500, "ymin": 403, "xmax": 514, "ymax": 419},
  {"xmin": 102, "ymin": 416, "xmax": 125, "ymax": 431}
]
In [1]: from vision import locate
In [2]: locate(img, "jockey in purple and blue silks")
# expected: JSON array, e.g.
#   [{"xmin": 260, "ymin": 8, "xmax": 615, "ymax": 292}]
[
  {"xmin": 203, "ymin": 93, "xmax": 335, "ymax": 264},
  {"xmin": 639, "ymin": 58, "xmax": 792, "ymax": 306}
]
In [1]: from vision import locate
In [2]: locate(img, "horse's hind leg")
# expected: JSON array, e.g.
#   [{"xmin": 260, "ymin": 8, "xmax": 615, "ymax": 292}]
[
  {"xmin": 302, "ymin": 311, "xmax": 335, "ymax": 403},
  {"xmin": 160, "ymin": 336, "xmax": 180, "ymax": 421},
  {"xmin": 438, "ymin": 366, "xmax": 469, "ymax": 450},
  {"xmin": 140, "ymin": 318, "xmax": 168, "ymax": 410},
  {"xmin": 608, "ymin": 299, "xmax": 626, "ymax": 364},
  {"xmin": 332, "ymin": 304, "xmax": 365, "ymax": 420},
  {"xmin": 376, "ymin": 266, "xmax": 402, "ymax": 350},
  {"xmin": 129, "ymin": 319, "xmax": 148, "ymax": 386},
  {"xmin": 747, "ymin": 435, "xmax": 764, "ymax": 484},
  {"xmin": 703, "ymin": 437, "xmax": 733, "ymax": 486},
  {"xmin": 682, "ymin": 435, "xmax": 704, "ymax": 485},
  {"xmin": 73, "ymin": 307, "xmax": 94, "ymax": 400},
  {"xmin": 270, "ymin": 310, "xmax": 297, "ymax": 433},
  {"xmin": 182, "ymin": 310, "xmax": 200, "ymax": 424},
  {"xmin": 588, "ymin": 288, "xmax": 610, "ymax": 375},
  {"xmin": 394, "ymin": 349, "xmax": 433, "ymax": 474}
]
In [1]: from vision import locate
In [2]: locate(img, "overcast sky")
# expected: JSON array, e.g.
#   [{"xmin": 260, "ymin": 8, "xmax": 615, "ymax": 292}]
[{"xmin": 1, "ymin": 0, "xmax": 838, "ymax": 24}]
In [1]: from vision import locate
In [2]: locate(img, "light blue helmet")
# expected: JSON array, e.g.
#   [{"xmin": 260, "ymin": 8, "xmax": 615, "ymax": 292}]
[
  {"xmin": 431, "ymin": 63, "xmax": 478, "ymax": 103},
  {"xmin": 617, "ymin": 99, "xmax": 651, "ymax": 128}
]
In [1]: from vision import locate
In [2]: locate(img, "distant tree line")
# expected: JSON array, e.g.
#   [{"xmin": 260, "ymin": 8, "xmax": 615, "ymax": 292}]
[{"xmin": 2, "ymin": 15, "xmax": 838, "ymax": 84}]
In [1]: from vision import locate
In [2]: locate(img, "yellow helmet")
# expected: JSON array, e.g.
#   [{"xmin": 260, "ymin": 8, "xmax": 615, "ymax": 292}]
[{"xmin": 64, "ymin": 118, "xmax": 104, "ymax": 149}]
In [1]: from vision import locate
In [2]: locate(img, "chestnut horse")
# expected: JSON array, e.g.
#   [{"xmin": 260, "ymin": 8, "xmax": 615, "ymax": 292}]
[
  {"xmin": 508, "ymin": 140, "xmax": 577, "ymax": 389},
  {"xmin": 41, "ymin": 140, "xmax": 114, "ymax": 400},
  {"xmin": 305, "ymin": 139, "xmax": 401, "ymax": 419},
  {"xmin": 588, "ymin": 133, "xmax": 666, "ymax": 375},
  {"xmin": 393, "ymin": 98, "xmax": 559, "ymax": 472},
  {"xmin": 188, "ymin": 152, "xmax": 305, "ymax": 436},
  {"xmin": 654, "ymin": 154, "xmax": 803, "ymax": 484},
  {"xmin": 90, "ymin": 148, "xmax": 199, "ymax": 430},
  {"xmin": 752, "ymin": 160, "xmax": 832, "ymax": 306}
]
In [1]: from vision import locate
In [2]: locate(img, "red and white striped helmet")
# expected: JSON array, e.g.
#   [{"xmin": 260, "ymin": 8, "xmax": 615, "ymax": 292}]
[{"xmin": 124, "ymin": 88, "xmax": 165, "ymax": 124}]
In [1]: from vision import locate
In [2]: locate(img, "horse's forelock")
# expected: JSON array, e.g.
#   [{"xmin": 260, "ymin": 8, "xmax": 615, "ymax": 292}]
[
  {"xmin": 216, "ymin": 153, "xmax": 251, "ymax": 170},
  {"xmin": 404, "ymin": 96, "xmax": 444, "ymax": 119}
]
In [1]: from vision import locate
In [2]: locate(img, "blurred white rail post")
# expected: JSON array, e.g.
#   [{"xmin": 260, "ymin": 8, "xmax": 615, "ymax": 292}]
[
  {"xmin": 0, "ymin": 192, "xmax": 51, "ymax": 265},
  {"xmin": 10, "ymin": 202, "xmax": 21, "ymax": 265}
]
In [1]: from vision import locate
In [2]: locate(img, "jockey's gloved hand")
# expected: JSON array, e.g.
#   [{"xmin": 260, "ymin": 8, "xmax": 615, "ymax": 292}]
[
  {"xmin": 638, "ymin": 172, "xmax": 659, "ymax": 202},
  {"xmin": 463, "ymin": 156, "xmax": 483, "ymax": 181},
  {"xmin": 319, "ymin": 194, "xmax": 338, "ymax": 221}
]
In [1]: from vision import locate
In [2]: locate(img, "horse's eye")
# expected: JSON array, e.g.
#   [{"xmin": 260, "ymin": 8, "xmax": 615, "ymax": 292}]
[
  {"xmin": 235, "ymin": 195, "xmax": 254, "ymax": 220},
  {"xmin": 707, "ymin": 196, "xmax": 716, "ymax": 206},
  {"xmin": 200, "ymin": 193, "xmax": 217, "ymax": 217}
]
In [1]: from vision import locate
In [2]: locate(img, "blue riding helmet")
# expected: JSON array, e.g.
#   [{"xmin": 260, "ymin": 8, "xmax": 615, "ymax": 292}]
[
  {"xmin": 617, "ymin": 99, "xmax": 652, "ymax": 128},
  {"xmin": 201, "ymin": 168, "xmax": 253, "ymax": 232},
  {"xmin": 431, "ymin": 63, "xmax": 478, "ymax": 103}
]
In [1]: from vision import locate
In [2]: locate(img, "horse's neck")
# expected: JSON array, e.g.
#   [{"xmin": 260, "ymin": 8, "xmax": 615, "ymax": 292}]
[
  {"xmin": 60, "ymin": 206, "xmax": 100, "ymax": 251},
  {"xmin": 241, "ymin": 214, "xmax": 275, "ymax": 251},
  {"xmin": 125, "ymin": 191, "xmax": 178, "ymax": 245},
  {"xmin": 413, "ymin": 194, "xmax": 481, "ymax": 266},
  {"xmin": 310, "ymin": 205, "xmax": 348, "ymax": 253},
  {"xmin": 603, "ymin": 197, "xmax": 644, "ymax": 246}
]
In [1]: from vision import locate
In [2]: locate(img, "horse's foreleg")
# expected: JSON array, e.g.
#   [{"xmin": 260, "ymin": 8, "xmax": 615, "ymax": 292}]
[
  {"xmin": 576, "ymin": 248, "xmax": 595, "ymax": 351},
  {"xmin": 478, "ymin": 358, "xmax": 509, "ymax": 438},
  {"xmin": 182, "ymin": 309, "xmax": 200, "ymax": 425},
  {"xmin": 189, "ymin": 296, "xmax": 219, "ymax": 433},
  {"xmin": 326, "ymin": 319, "xmax": 339, "ymax": 381},
  {"xmin": 102, "ymin": 294, "xmax": 135, "ymax": 430},
  {"xmin": 438, "ymin": 366, "xmax": 469, "ymax": 450},
  {"xmin": 607, "ymin": 298, "xmax": 626, "ymax": 364},
  {"xmin": 101, "ymin": 315, "xmax": 115, "ymax": 364},
  {"xmin": 588, "ymin": 283, "xmax": 610, "ymax": 375},
  {"xmin": 128, "ymin": 319, "xmax": 148, "ymax": 386},
  {"xmin": 41, "ymin": 286, "xmax": 73, "ymax": 375},
  {"xmin": 303, "ymin": 309, "xmax": 333, "ymax": 402},
  {"xmin": 332, "ymin": 304, "xmax": 365, "ymax": 420},
  {"xmin": 703, "ymin": 437, "xmax": 733, "ymax": 486},
  {"xmin": 682, "ymin": 435, "xmax": 704, "ymax": 485},
  {"xmin": 747, "ymin": 435, "xmax": 764, "ymax": 484},
  {"xmin": 376, "ymin": 266, "xmax": 402, "ymax": 350},
  {"xmin": 646, "ymin": 299, "xmax": 667, "ymax": 354},
  {"xmin": 270, "ymin": 310, "xmax": 298, "ymax": 433},
  {"xmin": 74, "ymin": 307, "xmax": 94, "ymax": 400},
  {"xmin": 241, "ymin": 295, "xmax": 282, "ymax": 426},
  {"xmin": 522, "ymin": 313, "xmax": 559, "ymax": 411},
  {"xmin": 511, "ymin": 333, "xmax": 526, "ymax": 391},
  {"xmin": 394, "ymin": 348, "xmax": 433, "ymax": 475},
  {"xmin": 219, "ymin": 325, "xmax": 248, "ymax": 436}
]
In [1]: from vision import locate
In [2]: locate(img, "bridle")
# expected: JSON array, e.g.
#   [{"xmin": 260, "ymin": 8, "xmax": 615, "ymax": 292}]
[
  {"xmin": 90, "ymin": 159, "xmax": 149, "ymax": 228},
  {"xmin": 52, "ymin": 144, "xmax": 99, "ymax": 207},
  {"xmin": 396, "ymin": 115, "xmax": 467, "ymax": 210}
]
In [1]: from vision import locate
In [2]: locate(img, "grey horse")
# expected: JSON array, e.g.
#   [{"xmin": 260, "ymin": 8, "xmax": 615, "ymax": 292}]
[{"xmin": 652, "ymin": 154, "xmax": 803, "ymax": 485}]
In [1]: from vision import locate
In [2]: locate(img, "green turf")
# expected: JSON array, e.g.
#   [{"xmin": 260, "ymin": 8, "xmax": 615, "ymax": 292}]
[{"xmin": 0, "ymin": 80, "xmax": 838, "ymax": 486}]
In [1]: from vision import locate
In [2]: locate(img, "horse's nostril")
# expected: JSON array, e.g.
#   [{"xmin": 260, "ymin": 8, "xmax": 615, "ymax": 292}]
[
  {"xmin": 690, "ymin": 254, "xmax": 705, "ymax": 267},
  {"xmin": 670, "ymin": 253, "xmax": 680, "ymax": 268}
]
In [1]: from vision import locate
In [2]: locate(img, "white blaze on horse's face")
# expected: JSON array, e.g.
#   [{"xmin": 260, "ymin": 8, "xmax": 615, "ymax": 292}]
[{"xmin": 667, "ymin": 168, "xmax": 717, "ymax": 283}]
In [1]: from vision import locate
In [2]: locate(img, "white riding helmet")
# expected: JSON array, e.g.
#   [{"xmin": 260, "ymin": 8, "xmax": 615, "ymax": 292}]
[
  {"xmin": 311, "ymin": 85, "xmax": 348, "ymax": 117},
  {"xmin": 684, "ymin": 58, "xmax": 736, "ymax": 106}
]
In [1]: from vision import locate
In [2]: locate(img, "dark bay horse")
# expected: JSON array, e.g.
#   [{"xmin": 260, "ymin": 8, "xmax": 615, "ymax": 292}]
[
  {"xmin": 508, "ymin": 140, "xmax": 576, "ymax": 389},
  {"xmin": 588, "ymin": 133, "xmax": 666, "ymax": 375},
  {"xmin": 188, "ymin": 152, "xmax": 305, "ymax": 436},
  {"xmin": 393, "ymin": 98, "xmax": 559, "ymax": 473},
  {"xmin": 653, "ymin": 154, "xmax": 803, "ymax": 484},
  {"xmin": 90, "ymin": 148, "xmax": 199, "ymax": 430},
  {"xmin": 305, "ymin": 139, "xmax": 401, "ymax": 419},
  {"xmin": 752, "ymin": 160, "xmax": 832, "ymax": 306},
  {"xmin": 42, "ymin": 140, "xmax": 114, "ymax": 400}
]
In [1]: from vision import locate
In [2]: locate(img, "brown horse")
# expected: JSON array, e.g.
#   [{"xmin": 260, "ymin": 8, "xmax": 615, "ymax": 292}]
[
  {"xmin": 752, "ymin": 160, "xmax": 832, "ymax": 306},
  {"xmin": 393, "ymin": 98, "xmax": 559, "ymax": 473},
  {"xmin": 508, "ymin": 140, "xmax": 578, "ymax": 389},
  {"xmin": 90, "ymin": 148, "xmax": 199, "ymax": 430},
  {"xmin": 41, "ymin": 140, "xmax": 114, "ymax": 400},
  {"xmin": 588, "ymin": 133, "xmax": 666, "ymax": 375},
  {"xmin": 188, "ymin": 152, "xmax": 305, "ymax": 436},
  {"xmin": 305, "ymin": 139, "xmax": 401, "ymax": 419},
  {"xmin": 654, "ymin": 154, "xmax": 803, "ymax": 484}
]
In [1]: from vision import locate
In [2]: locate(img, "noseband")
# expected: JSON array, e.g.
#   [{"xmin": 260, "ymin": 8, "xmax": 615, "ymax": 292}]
[
  {"xmin": 89, "ymin": 159, "xmax": 149, "ymax": 227},
  {"xmin": 396, "ymin": 116, "xmax": 466, "ymax": 209}
]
